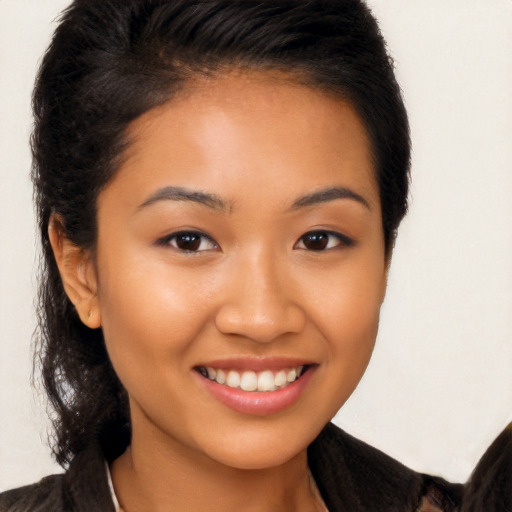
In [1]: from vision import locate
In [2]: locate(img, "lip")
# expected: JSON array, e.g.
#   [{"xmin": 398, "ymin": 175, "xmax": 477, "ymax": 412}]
[
  {"xmin": 194, "ymin": 362, "xmax": 316, "ymax": 416},
  {"xmin": 195, "ymin": 356, "xmax": 312, "ymax": 372}
]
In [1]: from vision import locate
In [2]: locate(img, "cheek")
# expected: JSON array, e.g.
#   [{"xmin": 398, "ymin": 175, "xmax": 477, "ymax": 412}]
[
  {"xmin": 96, "ymin": 255, "xmax": 215, "ymax": 383},
  {"xmin": 324, "ymin": 294, "xmax": 380, "ymax": 368},
  {"xmin": 311, "ymin": 257, "xmax": 385, "ymax": 362},
  {"xmin": 316, "ymin": 281, "xmax": 382, "ymax": 414}
]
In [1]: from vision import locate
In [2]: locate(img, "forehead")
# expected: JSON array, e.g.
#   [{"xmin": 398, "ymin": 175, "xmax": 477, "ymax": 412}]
[{"xmin": 109, "ymin": 71, "xmax": 379, "ymax": 212}]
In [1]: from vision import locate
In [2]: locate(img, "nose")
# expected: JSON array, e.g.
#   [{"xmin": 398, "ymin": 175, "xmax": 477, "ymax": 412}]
[{"xmin": 214, "ymin": 250, "xmax": 306, "ymax": 343}]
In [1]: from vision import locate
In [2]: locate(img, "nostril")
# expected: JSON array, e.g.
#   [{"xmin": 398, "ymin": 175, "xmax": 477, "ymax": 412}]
[
  {"xmin": 214, "ymin": 265, "xmax": 307, "ymax": 341},
  {"xmin": 214, "ymin": 302, "xmax": 306, "ymax": 343}
]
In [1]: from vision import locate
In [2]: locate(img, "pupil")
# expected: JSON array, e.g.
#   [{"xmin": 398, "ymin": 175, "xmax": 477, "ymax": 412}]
[
  {"xmin": 177, "ymin": 233, "xmax": 200, "ymax": 251},
  {"xmin": 304, "ymin": 233, "xmax": 328, "ymax": 250}
]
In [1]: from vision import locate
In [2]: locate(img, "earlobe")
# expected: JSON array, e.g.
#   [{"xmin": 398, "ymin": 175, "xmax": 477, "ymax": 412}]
[{"xmin": 48, "ymin": 216, "xmax": 101, "ymax": 329}]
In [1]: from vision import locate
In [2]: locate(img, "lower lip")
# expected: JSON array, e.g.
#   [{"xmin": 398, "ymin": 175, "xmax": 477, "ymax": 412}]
[{"xmin": 196, "ymin": 367, "xmax": 315, "ymax": 416}]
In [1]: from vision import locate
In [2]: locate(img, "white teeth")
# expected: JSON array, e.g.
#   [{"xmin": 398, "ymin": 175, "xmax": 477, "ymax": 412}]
[
  {"xmin": 202, "ymin": 365, "xmax": 307, "ymax": 392},
  {"xmin": 226, "ymin": 370, "xmax": 240, "ymax": 388},
  {"xmin": 274, "ymin": 370, "xmax": 287, "ymax": 388},
  {"xmin": 286, "ymin": 368, "xmax": 297, "ymax": 382},
  {"xmin": 258, "ymin": 370, "xmax": 277, "ymax": 391},
  {"xmin": 240, "ymin": 371, "xmax": 258, "ymax": 391},
  {"xmin": 215, "ymin": 369, "xmax": 226, "ymax": 385}
]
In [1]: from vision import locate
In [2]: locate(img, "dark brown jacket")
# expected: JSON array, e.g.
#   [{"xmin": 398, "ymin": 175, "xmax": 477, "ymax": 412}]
[{"xmin": 1, "ymin": 422, "xmax": 510, "ymax": 512}]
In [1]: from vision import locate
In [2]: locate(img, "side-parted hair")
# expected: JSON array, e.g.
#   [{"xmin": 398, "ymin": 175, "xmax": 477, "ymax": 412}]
[{"xmin": 32, "ymin": 0, "xmax": 410, "ymax": 466}]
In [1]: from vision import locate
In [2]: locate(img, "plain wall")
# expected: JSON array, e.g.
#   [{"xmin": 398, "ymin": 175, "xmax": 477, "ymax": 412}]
[{"xmin": 1, "ymin": 0, "xmax": 511, "ymax": 491}]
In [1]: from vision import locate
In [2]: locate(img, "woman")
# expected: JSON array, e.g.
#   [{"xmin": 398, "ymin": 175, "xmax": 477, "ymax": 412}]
[{"xmin": 0, "ymin": 1, "xmax": 510, "ymax": 511}]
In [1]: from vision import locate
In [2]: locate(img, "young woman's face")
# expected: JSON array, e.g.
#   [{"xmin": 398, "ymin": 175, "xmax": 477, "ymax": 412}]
[{"xmin": 94, "ymin": 73, "xmax": 387, "ymax": 469}]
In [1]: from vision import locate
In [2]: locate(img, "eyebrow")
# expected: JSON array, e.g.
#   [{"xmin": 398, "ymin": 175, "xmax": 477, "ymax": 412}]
[
  {"xmin": 291, "ymin": 186, "xmax": 371, "ymax": 210},
  {"xmin": 138, "ymin": 186, "xmax": 227, "ymax": 211},
  {"xmin": 137, "ymin": 185, "xmax": 370, "ymax": 213}
]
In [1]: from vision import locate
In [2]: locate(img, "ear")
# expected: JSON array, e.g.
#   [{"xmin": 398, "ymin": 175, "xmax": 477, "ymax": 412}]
[{"xmin": 48, "ymin": 216, "xmax": 101, "ymax": 329}]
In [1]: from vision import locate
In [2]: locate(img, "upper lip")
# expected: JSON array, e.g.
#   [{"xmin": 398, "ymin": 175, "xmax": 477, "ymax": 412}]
[{"xmin": 195, "ymin": 357, "xmax": 315, "ymax": 372}]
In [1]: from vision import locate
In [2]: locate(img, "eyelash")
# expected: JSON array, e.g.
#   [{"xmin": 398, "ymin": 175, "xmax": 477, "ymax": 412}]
[
  {"xmin": 156, "ymin": 231, "xmax": 218, "ymax": 253},
  {"xmin": 156, "ymin": 229, "xmax": 354, "ymax": 253},
  {"xmin": 294, "ymin": 231, "xmax": 354, "ymax": 251}
]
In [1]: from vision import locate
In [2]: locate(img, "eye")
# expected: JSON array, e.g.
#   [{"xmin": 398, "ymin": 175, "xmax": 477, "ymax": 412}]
[
  {"xmin": 157, "ymin": 231, "xmax": 218, "ymax": 252},
  {"xmin": 294, "ymin": 230, "xmax": 353, "ymax": 251}
]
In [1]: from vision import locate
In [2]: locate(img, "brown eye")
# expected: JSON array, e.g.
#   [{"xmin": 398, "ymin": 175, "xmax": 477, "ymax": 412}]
[
  {"xmin": 301, "ymin": 232, "xmax": 329, "ymax": 250},
  {"xmin": 295, "ymin": 231, "xmax": 354, "ymax": 251},
  {"xmin": 158, "ymin": 231, "xmax": 218, "ymax": 252},
  {"xmin": 175, "ymin": 233, "xmax": 202, "ymax": 251}
]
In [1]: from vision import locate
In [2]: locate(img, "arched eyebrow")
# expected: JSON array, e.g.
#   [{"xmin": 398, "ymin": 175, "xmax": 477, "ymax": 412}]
[
  {"xmin": 291, "ymin": 186, "xmax": 371, "ymax": 210},
  {"xmin": 137, "ymin": 186, "xmax": 228, "ymax": 211},
  {"xmin": 137, "ymin": 185, "xmax": 370, "ymax": 213}
]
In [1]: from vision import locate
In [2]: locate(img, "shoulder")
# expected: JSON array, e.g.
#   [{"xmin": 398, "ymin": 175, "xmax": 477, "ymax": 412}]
[
  {"xmin": 308, "ymin": 422, "xmax": 463, "ymax": 512},
  {"xmin": 0, "ymin": 474, "xmax": 65, "ymax": 512},
  {"xmin": 461, "ymin": 422, "xmax": 512, "ymax": 512},
  {"xmin": 0, "ymin": 445, "xmax": 114, "ymax": 512}
]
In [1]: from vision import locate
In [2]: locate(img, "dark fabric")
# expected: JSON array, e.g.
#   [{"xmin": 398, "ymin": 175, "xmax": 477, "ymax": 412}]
[
  {"xmin": 0, "ymin": 444, "xmax": 115, "ymax": 512},
  {"xmin": 460, "ymin": 422, "xmax": 512, "ymax": 512},
  {"xmin": 1, "ymin": 422, "xmax": 509, "ymax": 512},
  {"xmin": 308, "ymin": 423, "xmax": 425, "ymax": 511}
]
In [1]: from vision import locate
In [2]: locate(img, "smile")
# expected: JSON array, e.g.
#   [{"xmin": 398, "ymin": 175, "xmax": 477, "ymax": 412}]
[
  {"xmin": 195, "ymin": 362, "xmax": 315, "ymax": 415},
  {"xmin": 196, "ymin": 366, "xmax": 306, "ymax": 392}
]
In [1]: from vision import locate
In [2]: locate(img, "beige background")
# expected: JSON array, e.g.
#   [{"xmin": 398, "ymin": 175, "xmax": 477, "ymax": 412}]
[{"xmin": 1, "ymin": 0, "xmax": 511, "ymax": 491}]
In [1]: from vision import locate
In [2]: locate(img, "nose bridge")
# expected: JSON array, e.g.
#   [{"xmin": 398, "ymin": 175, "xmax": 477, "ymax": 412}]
[{"xmin": 215, "ymin": 246, "xmax": 305, "ymax": 342}]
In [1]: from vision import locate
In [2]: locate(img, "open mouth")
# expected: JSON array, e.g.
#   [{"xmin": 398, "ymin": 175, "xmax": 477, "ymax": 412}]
[{"xmin": 195, "ymin": 365, "xmax": 309, "ymax": 392}]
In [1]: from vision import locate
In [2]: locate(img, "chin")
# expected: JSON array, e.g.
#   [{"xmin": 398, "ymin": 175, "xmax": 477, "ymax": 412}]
[
  {"xmin": 205, "ymin": 443, "xmax": 305, "ymax": 471},
  {"xmin": 194, "ymin": 420, "xmax": 324, "ymax": 471}
]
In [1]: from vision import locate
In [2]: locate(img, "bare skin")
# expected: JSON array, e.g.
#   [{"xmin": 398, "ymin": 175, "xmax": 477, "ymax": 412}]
[{"xmin": 50, "ymin": 71, "xmax": 387, "ymax": 512}]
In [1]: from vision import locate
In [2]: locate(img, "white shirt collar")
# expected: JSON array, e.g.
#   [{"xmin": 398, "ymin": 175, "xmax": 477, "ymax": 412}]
[{"xmin": 105, "ymin": 461, "xmax": 121, "ymax": 512}]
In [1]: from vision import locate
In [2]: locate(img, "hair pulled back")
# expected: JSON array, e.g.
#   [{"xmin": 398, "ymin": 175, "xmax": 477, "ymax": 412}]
[{"xmin": 33, "ymin": 0, "xmax": 410, "ymax": 466}]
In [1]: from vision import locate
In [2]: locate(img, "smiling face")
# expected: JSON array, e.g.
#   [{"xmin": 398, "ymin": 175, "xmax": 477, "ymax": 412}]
[{"xmin": 91, "ymin": 72, "xmax": 387, "ymax": 470}]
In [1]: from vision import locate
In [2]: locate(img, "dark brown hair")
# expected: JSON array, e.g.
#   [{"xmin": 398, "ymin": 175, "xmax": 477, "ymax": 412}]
[{"xmin": 32, "ymin": 0, "xmax": 410, "ymax": 466}]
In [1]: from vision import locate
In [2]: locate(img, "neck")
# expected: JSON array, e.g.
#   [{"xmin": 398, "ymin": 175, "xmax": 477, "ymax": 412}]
[{"xmin": 110, "ymin": 409, "xmax": 324, "ymax": 512}]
